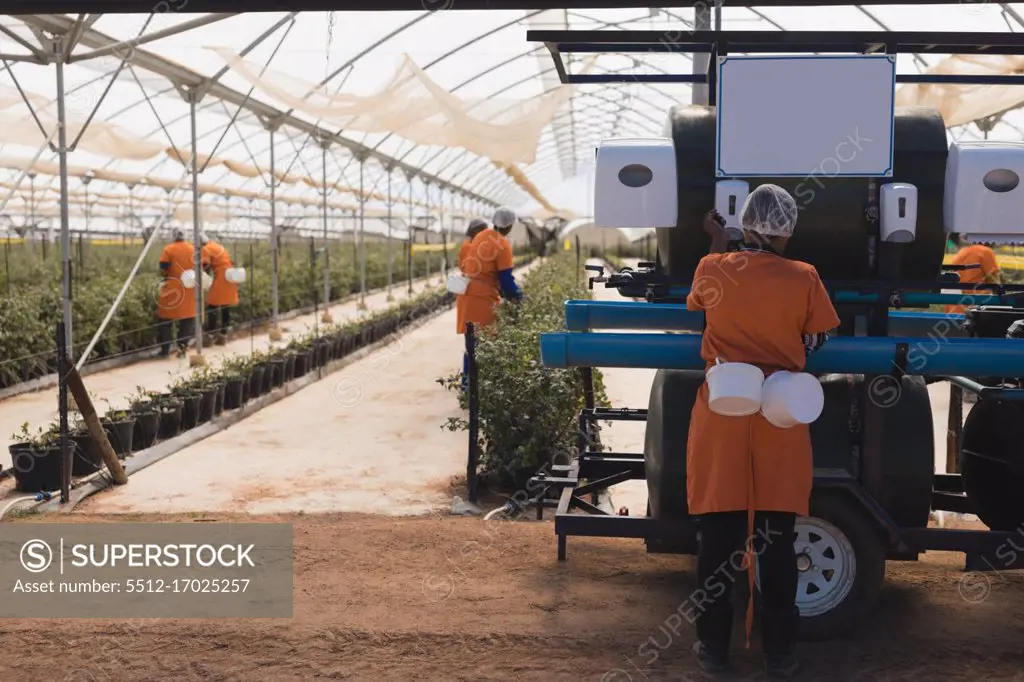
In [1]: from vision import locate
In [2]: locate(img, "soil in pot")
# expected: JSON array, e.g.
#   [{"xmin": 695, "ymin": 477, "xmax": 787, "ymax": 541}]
[
  {"xmin": 270, "ymin": 360, "xmax": 286, "ymax": 388},
  {"xmin": 180, "ymin": 393, "xmax": 202, "ymax": 430},
  {"xmin": 102, "ymin": 418, "xmax": 136, "ymax": 459},
  {"xmin": 157, "ymin": 401, "xmax": 184, "ymax": 440},
  {"xmin": 8, "ymin": 443, "xmax": 62, "ymax": 492},
  {"xmin": 198, "ymin": 387, "xmax": 217, "ymax": 423},
  {"xmin": 131, "ymin": 408, "xmax": 161, "ymax": 451},
  {"xmin": 224, "ymin": 378, "xmax": 245, "ymax": 410},
  {"xmin": 69, "ymin": 432, "xmax": 102, "ymax": 476}
]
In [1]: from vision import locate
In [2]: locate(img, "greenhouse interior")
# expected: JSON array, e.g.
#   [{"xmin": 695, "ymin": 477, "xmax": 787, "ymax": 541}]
[{"xmin": 0, "ymin": 3, "xmax": 1023, "ymax": 679}]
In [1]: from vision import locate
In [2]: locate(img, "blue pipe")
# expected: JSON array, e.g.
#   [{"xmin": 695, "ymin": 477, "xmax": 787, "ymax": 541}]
[
  {"xmin": 661, "ymin": 286, "xmax": 1005, "ymax": 307},
  {"xmin": 540, "ymin": 332, "xmax": 1024, "ymax": 377},
  {"xmin": 565, "ymin": 301, "xmax": 967, "ymax": 337}
]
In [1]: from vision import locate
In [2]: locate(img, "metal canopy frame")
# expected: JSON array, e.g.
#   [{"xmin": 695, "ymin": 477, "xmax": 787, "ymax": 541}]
[
  {"xmin": 0, "ymin": 0, "xmax": 1002, "ymax": 14},
  {"xmin": 530, "ymin": 30, "xmax": 1024, "ymax": 85}
]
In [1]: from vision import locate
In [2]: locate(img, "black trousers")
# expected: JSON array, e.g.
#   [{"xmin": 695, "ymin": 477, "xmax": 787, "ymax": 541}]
[
  {"xmin": 157, "ymin": 317, "xmax": 195, "ymax": 354},
  {"xmin": 207, "ymin": 305, "xmax": 231, "ymax": 336},
  {"xmin": 694, "ymin": 511, "xmax": 799, "ymax": 655}
]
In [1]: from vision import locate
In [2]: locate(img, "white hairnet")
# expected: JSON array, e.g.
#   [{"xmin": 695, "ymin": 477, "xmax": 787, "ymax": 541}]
[
  {"xmin": 467, "ymin": 218, "xmax": 488, "ymax": 233},
  {"xmin": 171, "ymin": 228, "xmax": 185, "ymax": 241},
  {"xmin": 740, "ymin": 184, "xmax": 799, "ymax": 238},
  {"xmin": 493, "ymin": 207, "xmax": 517, "ymax": 229},
  {"xmin": 199, "ymin": 231, "xmax": 210, "ymax": 244}
]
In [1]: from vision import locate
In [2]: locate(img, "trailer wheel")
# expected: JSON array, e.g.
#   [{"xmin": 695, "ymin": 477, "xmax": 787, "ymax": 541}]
[{"xmin": 756, "ymin": 494, "xmax": 886, "ymax": 642}]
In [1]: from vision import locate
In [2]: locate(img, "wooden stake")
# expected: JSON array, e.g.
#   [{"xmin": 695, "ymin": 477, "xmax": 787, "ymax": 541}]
[{"xmin": 64, "ymin": 358, "xmax": 127, "ymax": 485}]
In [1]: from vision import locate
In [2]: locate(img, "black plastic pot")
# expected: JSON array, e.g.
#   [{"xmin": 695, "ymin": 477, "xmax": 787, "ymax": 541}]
[
  {"xmin": 270, "ymin": 360, "xmax": 286, "ymax": 388},
  {"xmin": 259, "ymin": 363, "xmax": 275, "ymax": 393},
  {"xmin": 223, "ymin": 378, "xmax": 245, "ymax": 409},
  {"xmin": 213, "ymin": 382, "xmax": 226, "ymax": 416},
  {"xmin": 180, "ymin": 393, "xmax": 202, "ymax": 430},
  {"xmin": 284, "ymin": 354, "xmax": 297, "ymax": 381},
  {"xmin": 130, "ymin": 409, "xmax": 161, "ymax": 451},
  {"xmin": 198, "ymin": 386, "xmax": 217, "ymax": 423},
  {"xmin": 69, "ymin": 432, "xmax": 103, "ymax": 476},
  {"xmin": 102, "ymin": 418, "xmax": 136, "ymax": 459},
  {"xmin": 293, "ymin": 352, "xmax": 308, "ymax": 377},
  {"xmin": 158, "ymin": 401, "xmax": 183, "ymax": 440},
  {"xmin": 8, "ymin": 443, "xmax": 62, "ymax": 493},
  {"xmin": 249, "ymin": 366, "xmax": 266, "ymax": 398}
]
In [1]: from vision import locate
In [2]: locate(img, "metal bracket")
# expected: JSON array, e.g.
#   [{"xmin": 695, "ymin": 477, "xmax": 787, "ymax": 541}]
[
  {"xmin": 891, "ymin": 342, "xmax": 909, "ymax": 379},
  {"xmin": 585, "ymin": 264, "xmax": 605, "ymax": 290}
]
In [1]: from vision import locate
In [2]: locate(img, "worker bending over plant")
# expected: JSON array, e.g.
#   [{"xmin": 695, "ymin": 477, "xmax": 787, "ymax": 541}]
[
  {"xmin": 686, "ymin": 185, "xmax": 840, "ymax": 678},
  {"xmin": 201, "ymin": 233, "xmax": 240, "ymax": 346},
  {"xmin": 157, "ymin": 228, "xmax": 209, "ymax": 358},
  {"xmin": 456, "ymin": 207, "xmax": 523, "ymax": 388}
]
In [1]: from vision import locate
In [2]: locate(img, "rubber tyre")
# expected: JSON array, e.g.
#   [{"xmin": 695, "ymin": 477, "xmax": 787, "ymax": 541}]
[{"xmin": 794, "ymin": 493, "xmax": 887, "ymax": 642}]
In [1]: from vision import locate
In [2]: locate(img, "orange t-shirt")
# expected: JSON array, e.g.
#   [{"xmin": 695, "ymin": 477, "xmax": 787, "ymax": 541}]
[
  {"xmin": 946, "ymin": 244, "xmax": 1000, "ymax": 314},
  {"xmin": 158, "ymin": 241, "xmax": 204, "ymax": 321},
  {"xmin": 456, "ymin": 229, "xmax": 514, "ymax": 334},
  {"xmin": 203, "ymin": 241, "xmax": 239, "ymax": 307}
]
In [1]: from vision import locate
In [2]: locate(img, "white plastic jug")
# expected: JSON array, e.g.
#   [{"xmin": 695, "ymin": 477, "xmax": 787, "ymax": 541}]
[
  {"xmin": 180, "ymin": 270, "xmax": 196, "ymax": 289},
  {"xmin": 760, "ymin": 371, "xmax": 825, "ymax": 428},
  {"xmin": 447, "ymin": 271, "xmax": 470, "ymax": 295},
  {"xmin": 225, "ymin": 267, "xmax": 247, "ymax": 284},
  {"xmin": 200, "ymin": 271, "xmax": 213, "ymax": 292},
  {"xmin": 705, "ymin": 359, "xmax": 765, "ymax": 417}
]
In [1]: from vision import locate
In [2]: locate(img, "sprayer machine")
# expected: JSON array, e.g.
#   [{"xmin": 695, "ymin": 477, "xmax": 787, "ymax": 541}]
[{"xmin": 526, "ymin": 28, "xmax": 1024, "ymax": 640}]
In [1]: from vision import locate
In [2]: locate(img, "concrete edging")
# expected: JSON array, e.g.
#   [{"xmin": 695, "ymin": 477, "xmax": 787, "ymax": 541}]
[{"xmin": 35, "ymin": 297, "xmax": 457, "ymax": 514}]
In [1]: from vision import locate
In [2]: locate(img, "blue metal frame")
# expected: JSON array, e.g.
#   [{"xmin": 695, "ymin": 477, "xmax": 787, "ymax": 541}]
[{"xmin": 714, "ymin": 54, "xmax": 896, "ymax": 178}]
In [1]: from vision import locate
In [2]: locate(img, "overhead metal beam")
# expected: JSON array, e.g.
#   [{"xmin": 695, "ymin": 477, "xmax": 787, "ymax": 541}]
[
  {"xmin": 0, "ymin": 0, "xmax": 998, "ymax": 13},
  {"xmin": 13, "ymin": 14, "xmax": 495, "ymax": 205},
  {"xmin": 70, "ymin": 13, "xmax": 239, "ymax": 63}
]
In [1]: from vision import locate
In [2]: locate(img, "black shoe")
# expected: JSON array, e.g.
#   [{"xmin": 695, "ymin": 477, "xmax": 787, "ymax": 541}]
[
  {"xmin": 765, "ymin": 651, "xmax": 799, "ymax": 678},
  {"xmin": 692, "ymin": 641, "xmax": 728, "ymax": 674}
]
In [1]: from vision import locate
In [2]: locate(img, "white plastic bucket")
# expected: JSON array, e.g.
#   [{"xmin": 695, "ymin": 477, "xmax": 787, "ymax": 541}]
[
  {"xmin": 706, "ymin": 360, "xmax": 765, "ymax": 416},
  {"xmin": 225, "ymin": 267, "xmax": 247, "ymax": 284},
  {"xmin": 200, "ymin": 271, "xmax": 212, "ymax": 292},
  {"xmin": 180, "ymin": 270, "xmax": 196, "ymax": 289},
  {"xmin": 447, "ymin": 272, "xmax": 470, "ymax": 295},
  {"xmin": 760, "ymin": 371, "xmax": 825, "ymax": 428}
]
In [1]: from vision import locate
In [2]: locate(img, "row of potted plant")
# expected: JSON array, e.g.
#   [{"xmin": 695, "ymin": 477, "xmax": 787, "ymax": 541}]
[{"xmin": 6, "ymin": 286, "xmax": 461, "ymax": 494}]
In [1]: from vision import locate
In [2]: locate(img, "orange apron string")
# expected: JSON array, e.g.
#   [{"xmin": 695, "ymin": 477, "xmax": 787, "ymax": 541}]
[{"xmin": 745, "ymin": 418, "xmax": 755, "ymax": 650}]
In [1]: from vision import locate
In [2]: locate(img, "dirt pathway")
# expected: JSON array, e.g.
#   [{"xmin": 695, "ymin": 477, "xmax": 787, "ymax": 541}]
[{"xmin": 0, "ymin": 513, "xmax": 1020, "ymax": 681}]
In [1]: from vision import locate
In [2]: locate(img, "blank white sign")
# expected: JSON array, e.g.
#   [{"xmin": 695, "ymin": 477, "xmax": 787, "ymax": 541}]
[{"xmin": 715, "ymin": 55, "xmax": 896, "ymax": 178}]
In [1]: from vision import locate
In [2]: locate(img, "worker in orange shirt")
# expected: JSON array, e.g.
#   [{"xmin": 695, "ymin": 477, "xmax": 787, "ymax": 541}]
[
  {"xmin": 201, "ymin": 233, "xmax": 240, "ymax": 346},
  {"xmin": 457, "ymin": 208, "xmax": 523, "ymax": 389},
  {"xmin": 157, "ymin": 228, "xmax": 207, "ymax": 358},
  {"xmin": 686, "ymin": 185, "xmax": 840, "ymax": 678},
  {"xmin": 456, "ymin": 218, "xmax": 489, "ymax": 326},
  {"xmin": 945, "ymin": 233, "xmax": 1001, "ymax": 315}
]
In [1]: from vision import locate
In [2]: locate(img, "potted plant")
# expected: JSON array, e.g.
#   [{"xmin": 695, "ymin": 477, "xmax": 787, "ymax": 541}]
[
  {"xmin": 155, "ymin": 392, "xmax": 185, "ymax": 440},
  {"xmin": 127, "ymin": 387, "xmax": 162, "ymax": 451},
  {"xmin": 8, "ymin": 423, "xmax": 61, "ymax": 492},
  {"xmin": 67, "ymin": 415, "xmax": 102, "ymax": 476},
  {"xmin": 182, "ymin": 367, "xmax": 219, "ymax": 423},
  {"xmin": 101, "ymin": 405, "xmax": 135, "ymax": 459},
  {"xmin": 169, "ymin": 378, "xmax": 203, "ymax": 430}
]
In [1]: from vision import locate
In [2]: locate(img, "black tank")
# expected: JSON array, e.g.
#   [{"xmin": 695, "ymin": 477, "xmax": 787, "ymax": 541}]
[{"xmin": 660, "ymin": 105, "xmax": 948, "ymax": 286}]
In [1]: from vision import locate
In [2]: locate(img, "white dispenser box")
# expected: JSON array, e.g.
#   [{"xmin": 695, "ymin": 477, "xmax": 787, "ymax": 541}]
[
  {"xmin": 879, "ymin": 182, "xmax": 918, "ymax": 243},
  {"xmin": 715, "ymin": 180, "xmax": 750, "ymax": 238},
  {"xmin": 594, "ymin": 137, "xmax": 678, "ymax": 229},
  {"xmin": 944, "ymin": 141, "xmax": 1024, "ymax": 242}
]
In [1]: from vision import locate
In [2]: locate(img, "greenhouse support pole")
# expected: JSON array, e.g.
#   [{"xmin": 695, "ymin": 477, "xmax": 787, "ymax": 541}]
[
  {"xmin": 438, "ymin": 185, "xmax": 446, "ymax": 280},
  {"xmin": 55, "ymin": 50, "xmax": 73, "ymax": 357},
  {"xmin": 268, "ymin": 124, "xmax": 280, "ymax": 330},
  {"xmin": 189, "ymin": 93, "xmax": 205, "ymax": 360},
  {"xmin": 320, "ymin": 140, "xmax": 331, "ymax": 320},
  {"xmin": 386, "ymin": 166, "xmax": 394, "ymax": 299},
  {"xmin": 358, "ymin": 154, "xmax": 367, "ymax": 309},
  {"xmin": 407, "ymin": 171, "xmax": 415, "ymax": 296}
]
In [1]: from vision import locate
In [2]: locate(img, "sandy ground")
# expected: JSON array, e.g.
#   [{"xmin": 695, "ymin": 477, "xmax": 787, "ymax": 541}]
[
  {"xmin": 0, "ymin": 273, "xmax": 446, "ymax": 472},
  {"xmin": 0, "ymin": 512, "xmax": 1021, "ymax": 681}
]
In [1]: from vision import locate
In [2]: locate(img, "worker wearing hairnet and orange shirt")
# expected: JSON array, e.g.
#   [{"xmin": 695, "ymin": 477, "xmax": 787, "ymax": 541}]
[
  {"xmin": 686, "ymin": 185, "xmax": 840, "ymax": 679},
  {"xmin": 201, "ymin": 233, "xmax": 239, "ymax": 346},
  {"xmin": 157, "ymin": 228, "xmax": 208, "ymax": 358},
  {"xmin": 945, "ymin": 232, "xmax": 1001, "ymax": 315},
  {"xmin": 456, "ymin": 208, "xmax": 523, "ymax": 388}
]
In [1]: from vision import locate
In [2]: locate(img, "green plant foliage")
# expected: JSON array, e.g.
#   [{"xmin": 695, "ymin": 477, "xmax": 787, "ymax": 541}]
[
  {"xmin": 0, "ymin": 238, "xmax": 472, "ymax": 389},
  {"xmin": 439, "ymin": 254, "xmax": 609, "ymax": 491}
]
